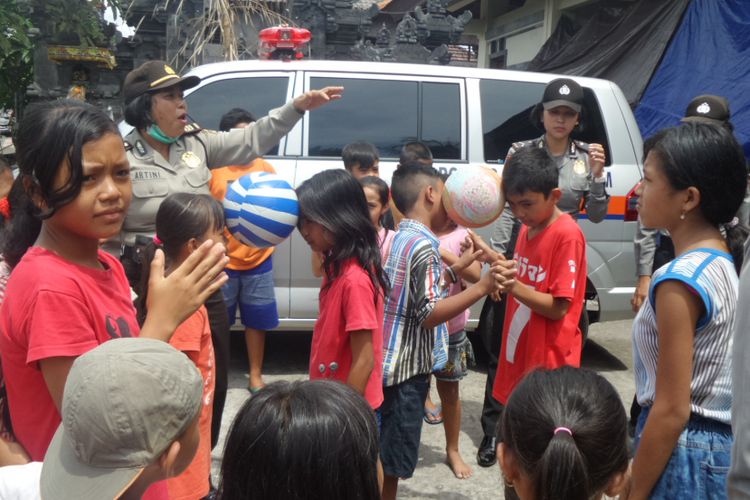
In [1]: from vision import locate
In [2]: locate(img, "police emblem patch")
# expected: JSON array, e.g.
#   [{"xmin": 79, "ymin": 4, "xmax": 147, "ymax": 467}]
[
  {"xmin": 697, "ymin": 102, "xmax": 711, "ymax": 114},
  {"xmin": 182, "ymin": 151, "xmax": 201, "ymax": 169},
  {"xmin": 573, "ymin": 159, "xmax": 587, "ymax": 175},
  {"xmin": 559, "ymin": 84, "xmax": 571, "ymax": 96}
]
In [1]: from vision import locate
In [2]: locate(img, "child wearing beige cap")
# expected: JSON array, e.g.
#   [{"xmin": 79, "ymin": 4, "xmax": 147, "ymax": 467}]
[
  {"xmin": 0, "ymin": 338, "xmax": 203, "ymax": 500},
  {"xmin": 41, "ymin": 337, "xmax": 204, "ymax": 500}
]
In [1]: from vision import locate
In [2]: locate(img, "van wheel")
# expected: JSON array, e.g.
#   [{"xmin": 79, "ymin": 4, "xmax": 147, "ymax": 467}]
[{"xmin": 579, "ymin": 307, "xmax": 589, "ymax": 346}]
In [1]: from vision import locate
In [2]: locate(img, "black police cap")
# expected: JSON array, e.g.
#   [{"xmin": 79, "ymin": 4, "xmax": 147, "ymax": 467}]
[
  {"xmin": 681, "ymin": 95, "xmax": 731, "ymax": 125},
  {"xmin": 542, "ymin": 78, "xmax": 583, "ymax": 113}
]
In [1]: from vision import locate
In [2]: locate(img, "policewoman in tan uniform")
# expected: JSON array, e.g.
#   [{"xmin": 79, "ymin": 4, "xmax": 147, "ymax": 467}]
[
  {"xmin": 475, "ymin": 77, "xmax": 609, "ymax": 469},
  {"xmin": 117, "ymin": 60, "xmax": 342, "ymax": 454}
]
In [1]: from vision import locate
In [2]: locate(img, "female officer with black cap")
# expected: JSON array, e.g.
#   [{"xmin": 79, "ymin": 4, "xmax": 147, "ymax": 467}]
[
  {"xmin": 114, "ymin": 59, "xmax": 342, "ymax": 455},
  {"xmin": 472, "ymin": 77, "xmax": 609, "ymax": 470}
]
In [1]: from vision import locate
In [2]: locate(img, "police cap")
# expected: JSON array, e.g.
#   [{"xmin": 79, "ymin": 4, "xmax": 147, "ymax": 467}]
[{"xmin": 123, "ymin": 61, "xmax": 200, "ymax": 105}]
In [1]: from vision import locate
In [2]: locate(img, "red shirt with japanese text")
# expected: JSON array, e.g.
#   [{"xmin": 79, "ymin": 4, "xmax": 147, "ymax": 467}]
[{"xmin": 493, "ymin": 214, "xmax": 587, "ymax": 404}]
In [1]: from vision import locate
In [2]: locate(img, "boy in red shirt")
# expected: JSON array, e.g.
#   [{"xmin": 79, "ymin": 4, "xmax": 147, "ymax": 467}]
[{"xmin": 472, "ymin": 146, "xmax": 587, "ymax": 405}]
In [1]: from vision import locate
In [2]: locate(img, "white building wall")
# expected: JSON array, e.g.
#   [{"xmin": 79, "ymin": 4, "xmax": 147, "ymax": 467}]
[
  {"xmin": 480, "ymin": 0, "xmax": 592, "ymax": 68},
  {"xmin": 505, "ymin": 26, "xmax": 545, "ymax": 66}
]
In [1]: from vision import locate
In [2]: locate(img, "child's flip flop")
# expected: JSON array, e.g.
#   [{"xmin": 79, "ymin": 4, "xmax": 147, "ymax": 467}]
[{"xmin": 423, "ymin": 405, "xmax": 443, "ymax": 425}]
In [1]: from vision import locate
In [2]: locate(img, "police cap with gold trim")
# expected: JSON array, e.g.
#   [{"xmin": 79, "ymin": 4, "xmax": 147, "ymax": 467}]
[{"xmin": 123, "ymin": 61, "xmax": 200, "ymax": 105}]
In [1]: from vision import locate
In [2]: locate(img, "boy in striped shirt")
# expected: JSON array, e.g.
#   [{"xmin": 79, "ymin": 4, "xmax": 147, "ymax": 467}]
[{"xmin": 380, "ymin": 162, "xmax": 506, "ymax": 500}]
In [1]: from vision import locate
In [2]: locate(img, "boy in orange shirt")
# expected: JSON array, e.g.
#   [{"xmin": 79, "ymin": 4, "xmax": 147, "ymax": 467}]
[{"xmin": 210, "ymin": 108, "xmax": 278, "ymax": 393}]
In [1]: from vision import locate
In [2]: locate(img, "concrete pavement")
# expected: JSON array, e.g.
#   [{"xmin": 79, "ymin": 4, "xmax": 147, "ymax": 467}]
[{"xmin": 211, "ymin": 318, "xmax": 635, "ymax": 499}]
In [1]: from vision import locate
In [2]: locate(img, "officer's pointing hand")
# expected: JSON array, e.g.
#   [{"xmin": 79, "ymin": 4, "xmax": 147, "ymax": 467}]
[{"xmin": 293, "ymin": 87, "xmax": 344, "ymax": 112}]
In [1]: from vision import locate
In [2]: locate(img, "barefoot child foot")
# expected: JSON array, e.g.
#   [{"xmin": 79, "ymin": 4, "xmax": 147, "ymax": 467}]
[
  {"xmin": 433, "ymin": 218, "xmax": 482, "ymax": 480},
  {"xmin": 446, "ymin": 448, "xmax": 473, "ymax": 479}
]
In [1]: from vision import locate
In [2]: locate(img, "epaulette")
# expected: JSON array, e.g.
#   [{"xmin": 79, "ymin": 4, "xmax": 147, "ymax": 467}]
[
  {"xmin": 123, "ymin": 140, "xmax": 133, "ymax": 152},
  {"xmin": 183, "ymin": 122, "xmax": 202, "ymax": 135},
  {"xmin": 505, "ymin": 139, "xmax": 535, "ymax": 162},
  {"xmin": 508, "ymin": 139, "xmax": 535, "ymax": 154},
  {"xmin": 572, "ymin": 139, "xmax": 589, "ymax": 153}
]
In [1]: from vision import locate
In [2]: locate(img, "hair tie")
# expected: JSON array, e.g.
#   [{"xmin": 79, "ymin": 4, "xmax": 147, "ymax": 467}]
[
  {"xmin": 554, "ymin": 427, "xmax": 573, "ymax": 437},
  {"xmin": 0, "ymin": 197, "xmax": 11, "ymax": 220},
  {"xmin": 725, "ymin": 217, "xmax": 740, "ymax": 230},
  {"xmin": 153, "ymin": 235, "xmax": 163, "ymax": 246}
]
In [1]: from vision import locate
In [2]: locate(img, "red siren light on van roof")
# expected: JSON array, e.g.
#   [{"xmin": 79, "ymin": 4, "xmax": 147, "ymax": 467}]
[{"xmin": 258, "ymin": 26, "xmax": 311, "ymax": 61}]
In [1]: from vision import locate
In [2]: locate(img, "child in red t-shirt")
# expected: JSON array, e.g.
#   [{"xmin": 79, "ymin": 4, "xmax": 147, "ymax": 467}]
[
  {"xmin": 471, "ymin": 146, "xmax": 587, "ymax": 405},
  {"xmin": 0, "ymin": 100, "xmax": 227, "ymax": 493},
  {"xmin": 136, "ymin": 193, "xmax": 225, "ymax": 500},
  {"xmin": 296, "ymin": 169, "xmax": 389, "ymax": 410}
]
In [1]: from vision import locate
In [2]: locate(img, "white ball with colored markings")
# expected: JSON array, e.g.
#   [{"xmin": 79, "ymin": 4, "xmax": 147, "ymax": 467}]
[
  {"xmin": 224, "ymin": 172, "xmax": 299, "ymax": 248},
  {"xmin": 442, "ymin": 166, "xmax": 504, "ymax": 228}
]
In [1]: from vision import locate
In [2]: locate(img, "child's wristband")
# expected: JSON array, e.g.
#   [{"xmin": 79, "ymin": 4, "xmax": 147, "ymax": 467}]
[{"xmin": 446, "ymin": 266, "xmax": 458, "ymax": 284}]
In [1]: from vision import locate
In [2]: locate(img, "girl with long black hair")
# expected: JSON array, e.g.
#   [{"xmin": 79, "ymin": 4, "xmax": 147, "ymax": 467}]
[
  {"xmin": 296, "ymin": 169, "xmax": 389, "ymax": 411},
  {"xmin": 0, "ymin": 99, "xmax": 226, "ymax": 475}
]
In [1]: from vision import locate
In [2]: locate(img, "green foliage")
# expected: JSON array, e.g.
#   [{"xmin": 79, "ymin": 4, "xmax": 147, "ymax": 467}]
[
  {"xmin": 0, "ymin": 0, "xmax": 34, "ymax": 109},
  {"xmin": 40, "ymin": 0, "xmax": 122, "ymax": 47}
]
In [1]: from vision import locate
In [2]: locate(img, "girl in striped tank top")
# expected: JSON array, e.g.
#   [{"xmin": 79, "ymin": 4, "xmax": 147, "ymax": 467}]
[{"xmin": 628, "ymin": 123, "xmax": 748, "ymax": 499}]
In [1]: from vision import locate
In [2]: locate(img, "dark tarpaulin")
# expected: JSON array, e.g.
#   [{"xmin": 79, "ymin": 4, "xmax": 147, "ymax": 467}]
[
  {"xmin": 634, "ymin": 0, "xmax": 750, "ymax": 158},
  {"xmin": 527, "ymin": 0, "xmax": 690, "ymax": 105}
]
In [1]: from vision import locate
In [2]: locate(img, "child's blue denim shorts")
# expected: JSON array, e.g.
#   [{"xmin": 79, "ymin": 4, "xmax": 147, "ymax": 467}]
[
  {"xmin": 635, "ymin": 406, "xmax": 732, "ymax": 499},
  {"xmin": 379, "ymin": 374, "xmax": 430, "ymax": 479},
  {"xmin": 222, "ymin": 262, "xmax": 279, "ymax": 331}
]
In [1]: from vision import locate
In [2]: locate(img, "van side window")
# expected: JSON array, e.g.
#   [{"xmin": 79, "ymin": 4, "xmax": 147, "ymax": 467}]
[
  {"xmin": 422, "ymin": 82, "xmax": 461, "ymax": 160},
  {"xmin": 308, "ymin": 77, "xmax": 461, "ymax": 160},
  {"xmin": 185, "ymin": 76, "xmax": 290, "ymax": 156},
  {"xmin": 480, "ymin": 80, "xmax": 543, "ymax": 162},
  {"xmin": 480, "ymin": 80, "xmax": 611, "ymax": 165}
]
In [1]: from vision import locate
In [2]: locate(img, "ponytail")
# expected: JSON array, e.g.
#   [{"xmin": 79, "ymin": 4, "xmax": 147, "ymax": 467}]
[
  {"xmin": 536, "ymin": 429, "xmax": 589, "ymax": 500},
  {"xmin": 723, "ymin": 218, "xmax": 749, "ymax": 273},
  {"xmin": 1, "ymin": 176, "xmax": 42, "ymax": 268},
  {"xmin": 499, "ymin": 367, "xmax": 629, "ymax": 500},
  {"xmin": 135, "ymin": 240, "xmax": 159, "ymax": 325},
  {"xmin": 135, "ymin": 193, "xmax": 224, "ymax": 325}
]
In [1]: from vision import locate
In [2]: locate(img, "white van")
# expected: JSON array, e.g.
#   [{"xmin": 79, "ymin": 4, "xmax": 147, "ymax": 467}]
[{"xmin": 177, "ymin": 60, "xmax": 643, "ymax": 330}]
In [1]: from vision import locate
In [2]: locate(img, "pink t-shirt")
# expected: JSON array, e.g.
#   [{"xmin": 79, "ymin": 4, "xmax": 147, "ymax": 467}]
[
  {"xmin": 378, "ymin": 227, "xmax": 396, "ymax": 264},
  {"xmin": 439, "ymin": 227, "xmax": 471, "ymax": 335},
  {"xmin": 310, "ymin": 259, "xmax": 384, "ymax": 409}
]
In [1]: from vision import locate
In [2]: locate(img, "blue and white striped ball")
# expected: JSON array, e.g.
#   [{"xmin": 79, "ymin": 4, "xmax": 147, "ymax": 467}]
[{"xmin": 224, "ymin": 172, "xmax": 299, "ymax": 248}]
